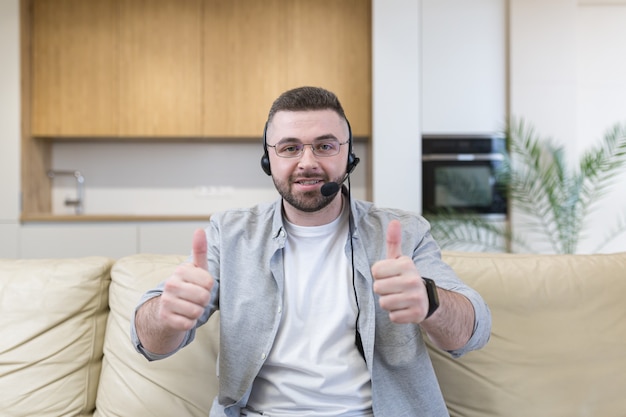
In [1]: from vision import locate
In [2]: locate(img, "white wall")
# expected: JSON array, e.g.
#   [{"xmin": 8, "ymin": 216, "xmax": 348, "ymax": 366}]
[
  {"xmin": 0, "ymin": 0, "xmax": 21, "ymax": 258},
  {"xmin": 372, "ymin": 0, "xmax": 422, "ymax": 211},
  {"xmin": 49, "ymin": 141, "xmax": 367, "ymax": 215},
  {"xmin": 509, "ymin": 0, "xmax": 579, "ymax": 145},
  {"xmin": 421, "ymin": 0, "xmax": 507, "ymax": 134},
  {"xmin": 510, "ymin": 0, "xmax": 626, "ymax": 253},
  {"xmin": 573, "ymin": 3, "xmax": 626, "ymax": 253},
  {"xmin": 575, "ymin": 4, "xmax": 626, "ymax": 253}
]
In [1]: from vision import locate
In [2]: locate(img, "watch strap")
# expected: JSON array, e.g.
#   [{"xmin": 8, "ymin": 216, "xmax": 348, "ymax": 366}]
[{"xmin": 422, "ymin": 277, "xmax": 440, "ymax": 319}]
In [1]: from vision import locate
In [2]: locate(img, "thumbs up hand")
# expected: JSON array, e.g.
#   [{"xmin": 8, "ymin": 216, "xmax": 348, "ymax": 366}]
[
  {"xmin": 158, "ymin": 228, "xmax": 214, "ymax": 332},
  {"xmin": 371, "ymin": 220, "xmax": 431, "ymax": 324}
]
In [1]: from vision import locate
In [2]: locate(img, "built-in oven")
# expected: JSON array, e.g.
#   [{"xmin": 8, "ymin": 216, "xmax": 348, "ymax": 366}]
[{"xmin": 422, "ymin": 134, "xmax": 507, "ymax": 219}]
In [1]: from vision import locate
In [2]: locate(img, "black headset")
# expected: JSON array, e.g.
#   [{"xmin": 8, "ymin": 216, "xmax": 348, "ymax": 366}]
[{"xmin": 260, "ymin": 119, "xmax": 360, "ymax": 176}]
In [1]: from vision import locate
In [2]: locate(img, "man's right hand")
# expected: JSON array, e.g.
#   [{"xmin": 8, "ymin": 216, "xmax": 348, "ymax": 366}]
[
  {"xmin": 135, "ymin": 228, "xmax": 214, "ymax": 355},
  {"xmin": 158, "ymin": 228, "xmax": 214, "ymax": 332}
]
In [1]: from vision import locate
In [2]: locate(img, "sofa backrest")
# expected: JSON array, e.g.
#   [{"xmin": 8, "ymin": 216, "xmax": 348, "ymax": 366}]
[
  {"xmin": 0, "ymin": 257, "xmax": 114, "ymax": 417},
  {"xmin": 432, "ymin": 251, "xmax": 626, "ymax": 417},
  {"xmin": 9, "ymin": 251, "xmax": 620, "ymax": 416},
  {"xmin": 95, "ymin": 254, "xmax": 220, "ymax": 417},
  {"xmin": 95, "ymin": 251, "xmax": 626, "ymax": 417}
]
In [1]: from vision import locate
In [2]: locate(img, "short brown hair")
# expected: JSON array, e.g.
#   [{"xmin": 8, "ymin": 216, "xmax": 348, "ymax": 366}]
[{"xmin": 266, "ymin": 86, "xmax": 347, "ymax": 123}]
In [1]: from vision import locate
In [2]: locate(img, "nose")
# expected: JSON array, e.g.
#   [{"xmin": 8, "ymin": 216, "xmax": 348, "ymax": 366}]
[
  {"xmin": 301, "ymin": 144, "xmax": 317, "ymax": 157},
  {"xmin": 297, "ymin": 145, "xmax": 319, "ymax": 167}
]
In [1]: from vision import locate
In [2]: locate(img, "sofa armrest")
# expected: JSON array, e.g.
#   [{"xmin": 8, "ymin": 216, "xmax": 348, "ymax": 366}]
[{"xmin": 0, "ymin": 257, "xmax": 113, "ymax": 417}]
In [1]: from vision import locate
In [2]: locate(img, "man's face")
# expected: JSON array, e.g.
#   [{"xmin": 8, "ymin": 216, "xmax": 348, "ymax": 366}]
[{"xmin": 266, "ymin": 109, "xmax": 350, "ymax": 213}]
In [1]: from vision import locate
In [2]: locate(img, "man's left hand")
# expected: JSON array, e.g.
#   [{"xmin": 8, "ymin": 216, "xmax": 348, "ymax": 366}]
[{"xmin": 371, "ymin": 220, "xmax": 431, "ymax": 324}]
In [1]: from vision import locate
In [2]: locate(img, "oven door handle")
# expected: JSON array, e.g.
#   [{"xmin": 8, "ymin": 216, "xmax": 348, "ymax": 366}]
[{"xmin": 422, "ymin": 153, "xmax": 504, "ymax": 162}]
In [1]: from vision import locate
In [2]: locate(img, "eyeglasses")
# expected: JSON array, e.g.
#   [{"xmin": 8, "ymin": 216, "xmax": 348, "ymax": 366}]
[{"xmin": 267, "ymin": 138, "xmax": 349, "ymax": 158}]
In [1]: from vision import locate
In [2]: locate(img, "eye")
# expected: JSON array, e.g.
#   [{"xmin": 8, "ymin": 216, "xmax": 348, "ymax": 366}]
[
  {"xmin": 278, "ymin": 143, "xmax": 302, "ymax": 155},
  {"xmin": 315, "ymin": 141, "xmax": 338, "ymax": 153}
]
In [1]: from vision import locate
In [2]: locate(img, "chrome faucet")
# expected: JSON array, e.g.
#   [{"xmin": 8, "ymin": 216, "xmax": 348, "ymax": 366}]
[{"xmin": 47, "ymin": 170, "xmax": 85, "ymax": 215}]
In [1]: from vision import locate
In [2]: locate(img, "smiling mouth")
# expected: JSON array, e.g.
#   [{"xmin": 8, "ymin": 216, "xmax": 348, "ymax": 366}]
[{"xmin": 296, "ymin": 179, "xmax": 322, "ymax": 185}]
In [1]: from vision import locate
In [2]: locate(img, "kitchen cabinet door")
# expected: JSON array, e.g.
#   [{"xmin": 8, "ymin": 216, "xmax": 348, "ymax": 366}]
[
  {"xmin": 201, "ymin": 0, "xmax": 371, "ymax": 138},
  {"xmin": 202, "ymin": 0, "xmax": 287, "ymax": 137},
  {"xmin": 31, "ymin": 0, "xmax": 118, "ymax": 137},
  {"xmin": 285, "ymin": 0, "xmax": 371, "ymax": 137},
  {"xmin": 118, "ymin": 0, "xmax": 203, "ymax": 137}
]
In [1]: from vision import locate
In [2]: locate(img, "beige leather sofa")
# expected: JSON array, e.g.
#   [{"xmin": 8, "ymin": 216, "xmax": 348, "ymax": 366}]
[{"xmin": 1, "ymin": 251, "xmax": 625, "ymax": 417}]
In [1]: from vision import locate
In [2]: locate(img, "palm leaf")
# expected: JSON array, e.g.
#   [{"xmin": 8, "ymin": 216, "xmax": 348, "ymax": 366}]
[
  {"xmin": 426, "ymin": 209, "xmax": 514, "ymax": 252},
  {"xmin": 505, "ymin": 118, "xmax": 626, "ymax": 253}
]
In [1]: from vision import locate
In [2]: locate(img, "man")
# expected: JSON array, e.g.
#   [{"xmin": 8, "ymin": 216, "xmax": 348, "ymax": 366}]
[{"xmin": 132, "ymin": 86, "xmax": 491, "ymax": 416}]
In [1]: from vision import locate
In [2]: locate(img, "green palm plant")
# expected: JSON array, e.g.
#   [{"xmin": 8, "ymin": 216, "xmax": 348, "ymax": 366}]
[
  {"xmin": 427, "ymin": 119, "xmax": 626, "ymax": 254},
  {"xmin": 503, "ymin": 118, "xmax": 626, "ymax": 254}
]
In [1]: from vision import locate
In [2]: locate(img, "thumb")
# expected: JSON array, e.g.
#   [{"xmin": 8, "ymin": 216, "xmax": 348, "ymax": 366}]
[
  {"xmin": 192, "ymin": 228, "xmax": 209, "ymax": 271},
  {"xmin": 386, "ymin": 220, "xmax": 403, "ymax": 259}
]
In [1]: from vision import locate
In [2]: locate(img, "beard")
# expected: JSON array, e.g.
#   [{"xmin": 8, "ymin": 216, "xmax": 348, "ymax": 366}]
[{"xmin": 273, "ymin": 174, "xmax": 340, "ymax": 213}]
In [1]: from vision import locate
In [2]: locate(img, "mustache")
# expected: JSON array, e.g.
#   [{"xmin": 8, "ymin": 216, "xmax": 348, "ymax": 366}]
[{"xmin": 290, "ymin": 172, "xmax": 328, "ymax": 181}]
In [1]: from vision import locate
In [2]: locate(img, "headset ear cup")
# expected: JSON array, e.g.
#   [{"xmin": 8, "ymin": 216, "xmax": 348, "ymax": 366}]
[
  {"xmin": 345, "ymin": 119, "xmax": 359, "ymax": 174},
  {"xmin": 261, "ymin": 153, "xmax": 271, "ymax": 176},
  {"xmin": 347, "ymin": 153, "xmax": 360, "ymax": 174},
  {"xmin": 261, "ymin": 121, "xmax": 272, "ymax": 175}
]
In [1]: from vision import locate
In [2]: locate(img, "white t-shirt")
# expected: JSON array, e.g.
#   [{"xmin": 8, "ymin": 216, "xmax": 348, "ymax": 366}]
[{"xmin": 244, "ymin": 205, "xmax": 373, "ymax": 416}]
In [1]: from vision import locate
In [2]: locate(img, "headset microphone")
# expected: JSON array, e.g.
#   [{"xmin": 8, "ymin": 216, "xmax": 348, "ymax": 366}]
[
  {"xmin": 320, "ymin": 175, "xmax": 347, "ymax": 197},
  {"xmin": 320, "ymin": 167, "xmax": 359, "ymax": 197},
  {"xmin": 320, "ymin": 173, "xmax": 350, "ymax": 197}
]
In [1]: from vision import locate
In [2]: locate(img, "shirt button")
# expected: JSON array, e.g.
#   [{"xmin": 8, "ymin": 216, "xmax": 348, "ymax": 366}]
[
  {"xmin": 277, "ymin": 306, "xmax": 282, "ymax": 314},
  {"xmin": 261, "ymin": 353, "xmax": 267, "ymax": 360}
]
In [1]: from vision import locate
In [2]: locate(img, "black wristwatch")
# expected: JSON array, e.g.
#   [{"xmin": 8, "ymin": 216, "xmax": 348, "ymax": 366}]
[{"xmin": 422, "ymin": 277, "xmax": 440, "ymax": 319}]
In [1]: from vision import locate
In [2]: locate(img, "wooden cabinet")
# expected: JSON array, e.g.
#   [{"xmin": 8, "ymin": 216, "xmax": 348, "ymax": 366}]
[
  {"xmin": 285, "ymin": 0, "xmax": 371, "ymax": 137},
  {"xmin": 203, "ymin": 0, "xmax": 288, "ymax": 137},
  {"xmin": 29, "ymin": 0, "xmax": 371, "ymax": 138},
  {"xmin": 118, "ymin": 0, "xmax": 203, "ymax": 136},
  {"xmin": 202, "ymin": 0, "xmax": 371, "ymax": 137},
  {"xmin": 31, "ymin": 0, "xmax": 203, "ymax": 138},
  {"xmin": 31, "ymin": 0, "xmax": 118, "ymax": 136}
]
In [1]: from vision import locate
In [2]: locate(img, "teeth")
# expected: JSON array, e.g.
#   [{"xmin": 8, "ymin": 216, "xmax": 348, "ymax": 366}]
[{"xmin": 299, "ymin": 180, "xmax": 319, "ymax": 185}]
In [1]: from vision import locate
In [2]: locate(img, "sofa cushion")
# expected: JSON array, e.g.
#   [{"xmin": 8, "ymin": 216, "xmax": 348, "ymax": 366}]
[
  {"xmin": 95, "ymin": 254, "xmax": 220, "ymax": 417},
  {"xmin": 431, "ymin": 251, "xmax": 626, "ymax": 417},
  {"xmin": 0, "ymin": 257, "xmax": 113, "ymax": 417}
]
